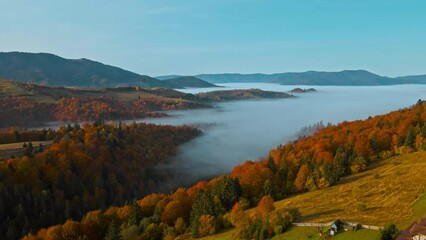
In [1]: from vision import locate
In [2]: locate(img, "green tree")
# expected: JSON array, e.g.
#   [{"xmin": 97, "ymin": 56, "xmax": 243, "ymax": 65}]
[
  {"xmin": 334, "ymin": 145, "xmax": 348, "ymax": 176},
  {"xmin": 129, "ymin": 201, "xmax": 143, "ymax": 226},
  {"xmin": 267, "ymin": 157, "xmax": 277, "ymax": 173},
  {"xmin": 263, "ymin": 180, "xmax": 273, "ymax": 197},
  {"xmin": 210, "ymin": 176, "xmax": 242, "ymax": 210},
  {"xmin": 189, "ymin": 191, "xmax": 217, "ymax": 237},
  {"xmin": 404, "ymin": 127, "xmax": 415, "ymax": 148},
  {"xmin": 105, "ymin": 217, "xmax": 121, "ymax": 240},
  {"xmin": 380, "ymin": 223, "xmax": 398, "ymax": 240}
]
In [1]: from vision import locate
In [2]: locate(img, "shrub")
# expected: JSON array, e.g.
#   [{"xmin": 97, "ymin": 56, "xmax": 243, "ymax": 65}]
[
  {"xmin": 380, "ymin": 223, "xmax": 399, "ymax": 240},
  {"xmin": 357, "ymin": 203, "xmax": 367, "ymax": 212},
  {"xmin": 256, "ymin": 196, "xmax": 275, "ymax": 217},
  {"xmin": 174, "ymin": 217, "xmax": 186, "ymax": 235},
  {"xmin": 197, "ymin": 215, "xmax": 217, "ymax": 237}
]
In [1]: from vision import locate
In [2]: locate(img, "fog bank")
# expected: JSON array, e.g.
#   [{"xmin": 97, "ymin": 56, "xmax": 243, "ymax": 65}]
[{"xmin": 141, "ymin": 83, "xmax": 426, "ymax": 184}]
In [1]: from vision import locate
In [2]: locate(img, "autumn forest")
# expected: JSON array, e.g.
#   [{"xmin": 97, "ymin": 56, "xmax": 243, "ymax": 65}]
[{"xmin": 1, "ymin": 87, "xmax": 424, "ymax": 239}]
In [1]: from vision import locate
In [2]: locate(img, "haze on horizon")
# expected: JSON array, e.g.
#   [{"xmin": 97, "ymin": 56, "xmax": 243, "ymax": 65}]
[{"xmin": 0, "ymin": 0, "xmax": 425, "ymax": 77}]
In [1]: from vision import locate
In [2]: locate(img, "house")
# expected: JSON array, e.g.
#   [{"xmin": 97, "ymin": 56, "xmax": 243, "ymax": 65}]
[
  {"xmin": 397, "ymin": 217, "xmax": 426, "ymax": 240},
  {"xmin": 343, "ymin": 222, "xmax": 359, "ymax": 231},
  {"xmin": 330, "ymin": 220, "xmax": 344, "ymax": 235},
  {"xmin": 329, "ymin": 220, "xmax": 359, "ymax": 236}
]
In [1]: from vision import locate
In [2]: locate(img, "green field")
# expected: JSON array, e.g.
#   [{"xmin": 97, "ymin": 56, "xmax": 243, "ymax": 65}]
[
  {"xmin": 271, "ymin": 227, "xmax": 380, "ymax": 240},
  {"xmin": 197, "ymin": 151, "xmax": 426, "ymax": 240}
]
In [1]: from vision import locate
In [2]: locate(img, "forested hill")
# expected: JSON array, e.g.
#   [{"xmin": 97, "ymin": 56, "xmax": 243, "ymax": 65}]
[
  {"xmin": 195, "ymin": 70, "xmax": 426, "ymax": 85},
  {"xmin": 24, "ymin": 100, "xmax": 426, "ymax": 240},
  {"xmin": 0, "ymin": 79, "xmax": 290, "ymax": 129},
  {"xmin": 0, "ymin": 79, "xmax": 208, "ymax": 128},
  {"xmin": 0, "ymin": 122, "xmax": 201, "ymax": 240},
  {"xmin": 0, "ymin": 52, "xmax": 214, "ymax": 88},
  {"xmin": 196, "ymin": 88, "xmax": 293, "ymax": 101}
]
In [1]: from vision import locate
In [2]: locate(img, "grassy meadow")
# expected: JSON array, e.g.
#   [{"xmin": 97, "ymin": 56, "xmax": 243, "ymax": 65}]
[{"xmin": 197, "ymin": 151, "xmax": 426, "ymax": 240}]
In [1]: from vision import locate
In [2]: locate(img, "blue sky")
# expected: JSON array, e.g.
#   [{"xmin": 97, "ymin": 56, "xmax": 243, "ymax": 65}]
[{"xmin": 0, "ymin": 0, "xmax": 425, "ymax": 76}]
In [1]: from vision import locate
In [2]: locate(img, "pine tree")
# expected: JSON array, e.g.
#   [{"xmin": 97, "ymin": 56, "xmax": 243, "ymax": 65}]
[
  {"xmin": 129, "ymin": 201, "xmax": 143, "ymax": 226},
  {"xmin": 263, "ymin": 180, "xmax": 273, "ymax": 197},
  {"xmin": 105, "ymin": 217, "xmax": 121, "ymax": 240},
  {"xmin": 267, "ymin": 157, "xmax": 277, "ymax": 173},
  {"xmin": 211, "ymin": 176, "xmax": 242, "ymax": 210},
  {"xmin": 404, "ymin": 127, "xmax": 416, "ymax": 148},
  {"xmin": 334, "ymin": 145, "xmax": 348, "ymax": 176},
  {"xmin": 190, "ymin": 191, "xmax": 216, "ymax": 237}
]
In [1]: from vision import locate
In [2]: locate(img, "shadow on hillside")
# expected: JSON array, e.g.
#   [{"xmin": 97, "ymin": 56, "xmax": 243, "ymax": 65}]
[
  {"xmin": 338, "ymin": 173, "xmax": 370, "ymax": 184},
  {"xmin": 337, "ymin": 161, "xmax": 386, "ymax": 185},
  {"xmin": 302, "ymin": 209, "xmax": 342, "ymax": 221}
]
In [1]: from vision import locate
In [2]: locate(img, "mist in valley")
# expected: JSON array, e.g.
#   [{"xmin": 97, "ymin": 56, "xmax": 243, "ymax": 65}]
[{"xmin": 141, "ymin": 83, "xmax": 426, "ymax": 188}]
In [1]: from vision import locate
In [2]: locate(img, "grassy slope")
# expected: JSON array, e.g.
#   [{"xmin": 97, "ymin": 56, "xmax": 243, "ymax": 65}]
[
  {"xmin": 0, "ymin": 141, "xmax": 53, "ymax": 160},
  {"xmin": 199, "ymin": 151, "xmax": 426, "ymax": 240}
]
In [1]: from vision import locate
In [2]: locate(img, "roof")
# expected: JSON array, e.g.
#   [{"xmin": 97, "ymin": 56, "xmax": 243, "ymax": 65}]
[
  {"xmin": 410, "ymin": 225, "xmax": 426, "ymax": 236},
  {"xmin": 397, "ymin": 217, "xmax": 426, "ymax": 240}
]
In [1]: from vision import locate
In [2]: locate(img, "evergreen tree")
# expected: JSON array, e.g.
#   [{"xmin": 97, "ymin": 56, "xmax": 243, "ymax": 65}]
[
  {"xmin": 190, "ymin": 191, "xmax": 216, "ymax": 237},
  {"xmin": 105, "ymin": 217, "xmax": 121, "ymax": 240},
  {"xmin": 23, "ymin": 141, "xmax": 33, "ymax": 157},
  {"xmin": 211, "ymin": 176, "xmax": 242, "ymax": 210},
  {"xmin": 334, "ymin": 146, "xmax": 348, "ymax": 176},
  {"xmin": 267, "ymin": 157, "xmax": 277, "ymax": 173},
  {"xmin": 38, "ymin": 143, "xmax": 44, "ymax": 153},
  {"xmin": 404, "ymin": 127, "xmax": 416, "ymax": 148},
  {"xmin": 129, "ymin": 201, "xmax": 143, "ymax": 226},
  {"xmin": 380, "ymin": 223, "xmax": 398, "ymax": 240},
  {"xmin": 263, "ymin": 180, "xmax": 273, "ymax": 197}
]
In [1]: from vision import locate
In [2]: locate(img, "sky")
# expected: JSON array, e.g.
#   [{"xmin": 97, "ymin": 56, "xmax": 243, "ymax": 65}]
[{"xmin": 0, "ymin": 0, "xmax": 425, "ymax": 77}]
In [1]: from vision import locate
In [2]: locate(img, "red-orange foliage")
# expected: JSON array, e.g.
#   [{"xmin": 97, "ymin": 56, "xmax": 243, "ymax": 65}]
[
  {"xmin": 256, "ymin": 195, "xmax": 276, "ymax": 217},
  {"xmin": 24, "ymin": 101, "xmax": 426, "ymax": 240},
  {"xmin": 0, "ymin": 94, "xmax": 206, "ymax": 128},
  {"xmin": 0, "ymin": 122, "xmax": 200, "ymax": 239},
  {"xmin": 294, "ymin": 164, "xmax": 311, "ymax": 192}
]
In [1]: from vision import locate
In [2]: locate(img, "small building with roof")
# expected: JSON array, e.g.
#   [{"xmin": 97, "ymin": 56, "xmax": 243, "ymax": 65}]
[{"xmin": 397, "ymin": 217, "xmax": 426, "ymax": 240}]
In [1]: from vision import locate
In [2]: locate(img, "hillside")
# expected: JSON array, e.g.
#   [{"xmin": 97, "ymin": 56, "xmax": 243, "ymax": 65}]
[
  {"xmin": 0, "ymin": 79, "xmax": 292, "ymax": 128},
  {"xmin": 201, "ymin": 151, "xmax": 426, "ymax": 239},
  {"xmin": 196, "ymin": 88, "xmax": 293, "ymax": 101},
  {"xmin": 162, "ymin": 76, "xmax": 219, "ymax": 88},
  {"xmin": 0, "ymin": 79, "xmax": 208, "ymax": 128},
  {"xmin": 0, "ymin": 52, "xmax": 214, "ymax": 89},
  {"xmin": 196, "ymin": 70, "xmax": 426, "ymax": 85}
]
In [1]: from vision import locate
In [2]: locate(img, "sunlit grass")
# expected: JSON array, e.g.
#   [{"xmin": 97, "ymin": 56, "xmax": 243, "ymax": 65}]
[
  {"xmin": 198, "ymin": 151, "xmax": 426, "ymax": 239},
  {"xmin": 273, "ymin": 151, "xmax": 426, "ymax": 226}
]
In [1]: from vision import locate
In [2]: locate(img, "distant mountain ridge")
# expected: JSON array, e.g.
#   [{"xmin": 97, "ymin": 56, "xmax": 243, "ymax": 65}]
[
  {"xmin": 3, "ymin": 52, "xmax": 426, "ymax": 87},
  {"xmin": 194, "ymin": 70, "xmax": 426, "ymax": 85},
  {"xmin": 156, "ymin": 75, "xmax": 183, "ymax": 80},
  {"xmin": 161, "ymin": 76, "xmax": 219, "ymax": 88},
  {"xmin": 0, "ymin": 52, "xmax": 215, "ymax": 88}
]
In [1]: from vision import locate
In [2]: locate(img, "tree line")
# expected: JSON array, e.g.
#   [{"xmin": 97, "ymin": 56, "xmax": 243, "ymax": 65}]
[{"xmin": 0, "ymin": 95, "xmax": 205, "ymax": 128}]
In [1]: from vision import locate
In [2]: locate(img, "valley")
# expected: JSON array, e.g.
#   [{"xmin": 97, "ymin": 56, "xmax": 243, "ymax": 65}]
[
  {"xmin": 0, "ymin": 79, "xmax": 289, "ymax": 128},
  {"xmin": 2, "ymin": 1, "xmax": 425, "ymax": 239},
  {"xmin": 20, "ymin": 99, "xmax": 426, "ymax": 240}
]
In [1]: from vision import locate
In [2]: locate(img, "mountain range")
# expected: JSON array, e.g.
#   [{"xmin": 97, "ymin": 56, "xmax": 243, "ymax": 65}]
[
  {"xmin": 1, "ymin": 52, "xmax": 426, "ymax": 87},
  {"xmin": 183, "ymin": 70, "xmax": 426, "ymax": 85},
  {"xmin": 0, "ymin": 52, "xmax": 217, "ymax": 89}
]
